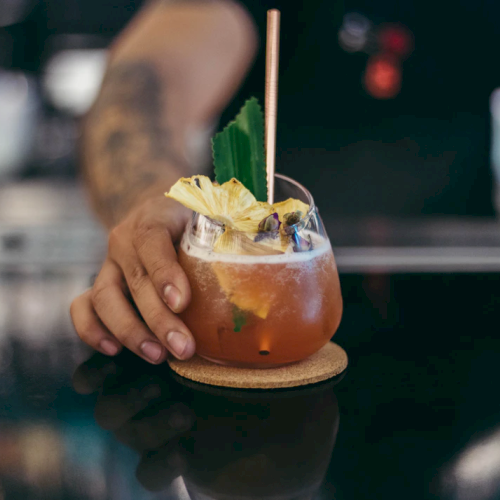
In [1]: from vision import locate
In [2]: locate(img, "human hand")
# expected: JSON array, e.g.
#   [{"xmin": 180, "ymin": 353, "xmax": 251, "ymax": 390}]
[
  {"xmin": 71, "ymin": 0, "xmax": 258, "ymax": 364},
  {"xmin": 70, "ymin": 196, "xmax": 196, "ymax": 364}
]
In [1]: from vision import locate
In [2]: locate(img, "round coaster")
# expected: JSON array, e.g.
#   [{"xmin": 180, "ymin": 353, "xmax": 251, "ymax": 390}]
[{"xmin": 167, "ymin": 342, "xmax": 348, "ymax": 389}]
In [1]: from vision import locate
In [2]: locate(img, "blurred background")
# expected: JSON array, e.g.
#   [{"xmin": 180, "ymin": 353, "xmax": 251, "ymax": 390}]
[
  {"xmin": 1, "ymin": 0, "xmax": 500, "ymax": 216},
  {"xmin": 2, "ymin": 0, "xmax": 500, "ymax": 498},
  {"xmin": 1, "ymin": 0, "xmax": 500, "ymax": 279}
]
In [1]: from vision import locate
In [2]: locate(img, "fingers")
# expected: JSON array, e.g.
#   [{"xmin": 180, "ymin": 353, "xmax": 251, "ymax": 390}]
[
  {"xmin": 120, "ymin": 259, "xmax": 195, "ymax": 360},
  {"xmin": 70, "ymin": 290, "xmax": 123, "ymax": 358},
  {"xmin": 72, "ymin": 200, "xmax": 196, "ymax": 365},
  {"xmin": 132, "ymin": 222, "xmax": 191, "ymax": 314},
  {"xmin": 91, "ymin": 260, "xmax": 168, "ymax": 365},
  {"xmin": 110, "ymin": 221, "xmax": 195, "ymax": 360}
]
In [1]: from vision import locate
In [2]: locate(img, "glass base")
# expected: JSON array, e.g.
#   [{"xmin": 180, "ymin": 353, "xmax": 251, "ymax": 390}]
[{"xmin": 198, "ymin": 354, "xmax": 297, "ymax": 369}]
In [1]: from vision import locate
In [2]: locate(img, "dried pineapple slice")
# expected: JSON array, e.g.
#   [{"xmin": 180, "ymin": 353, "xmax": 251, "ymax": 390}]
[
  {"xmin": 272, "ymin": 198, "xmax": 310, "ymax": 223},
  {"xmin": 212, "ymin": 262, "xmax": 272, "ymax": 319},
  {"xmin": 166, "ymin": 176, "xmax": 272, "ymax": 232}
]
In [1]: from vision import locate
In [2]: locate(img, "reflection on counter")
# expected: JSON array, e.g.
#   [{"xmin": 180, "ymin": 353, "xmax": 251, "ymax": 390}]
[
  {"xmin": 73, "ymin": 352, "xmax": 341, "ymax": 500},
  {"xmin": 0, "ymin": 336, "xmax": 341, "ymax": 500}
]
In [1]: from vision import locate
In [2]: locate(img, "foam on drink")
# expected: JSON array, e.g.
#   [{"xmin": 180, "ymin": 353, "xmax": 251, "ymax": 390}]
[{"xmin": 181, "ymin": 231, "xmax": 331, "ymax": 264}]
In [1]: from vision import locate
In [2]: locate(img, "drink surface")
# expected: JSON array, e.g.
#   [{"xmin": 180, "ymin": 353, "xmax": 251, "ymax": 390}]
[{"xmin": 179, "ymin": 232, "xmax": 343, "ymax": 367}]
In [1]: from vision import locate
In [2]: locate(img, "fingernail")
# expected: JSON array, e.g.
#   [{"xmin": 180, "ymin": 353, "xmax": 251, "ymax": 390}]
[
  {"xmin": 140, "ymin": 341, "xmax": 163, "ymax": 363},
  {"xmin": 100, "ymin": 339, "xmax": 119, "ymax": 356},
  {"xmin": 166, "ymin": 331, "xmax": 188, "ymax": 359},
  {"xmin": 164, "ymin": 284, "xmax": 181, "ymax": 312}
]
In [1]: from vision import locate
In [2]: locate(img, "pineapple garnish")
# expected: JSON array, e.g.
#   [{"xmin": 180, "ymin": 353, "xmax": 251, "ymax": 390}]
[
  {"xmin": 166, "ymin": 176, "xmax": 272, "ymax": 233},
  {"xmin": 273, "ymin": 198, "xmax": 310, "ymax": 222},
  {"xmin": 165, "ymin": 175, "xmax": 311, "ymax": 320},
  {"xmin": 169, "ymin": 99, "xmax": 312, "ymax": 327},
  {"xmin": 166, "ymin": 175, "xmax": 311, "ymax": 255},
  {"xmin": 212, "ymin": 263, "xmax": 272, "ymax": 319}
]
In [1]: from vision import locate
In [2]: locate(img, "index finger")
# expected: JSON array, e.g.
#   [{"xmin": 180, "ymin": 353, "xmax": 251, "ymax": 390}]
[{"xmin": 133, "ymin": 222, "xmax": 191, "ymax": 314}]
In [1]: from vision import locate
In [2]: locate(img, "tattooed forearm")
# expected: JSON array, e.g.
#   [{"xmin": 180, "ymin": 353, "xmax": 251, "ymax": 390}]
[{"xmin": 82, "ymin": 62, "xmax": 187, "ymax": 227}]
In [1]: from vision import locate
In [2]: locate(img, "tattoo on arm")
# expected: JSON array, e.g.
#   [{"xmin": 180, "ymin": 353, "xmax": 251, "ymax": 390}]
[{"xmin": 82, "ymin": 62, "xmax": 187, "ymax": 227}]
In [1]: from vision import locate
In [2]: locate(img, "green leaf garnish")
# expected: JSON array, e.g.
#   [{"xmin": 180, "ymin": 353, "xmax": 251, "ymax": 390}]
[
  {"xmin": 212, "ymin": 97, "xmax": 267, "ymax": 202},
  {"xmin": 232, "ymin": 307, "xmax": 247, "ymax": 333}
]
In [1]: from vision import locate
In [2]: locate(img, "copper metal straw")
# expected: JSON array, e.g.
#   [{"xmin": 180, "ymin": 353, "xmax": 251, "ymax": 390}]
[{"xmin": 265, "ymin": 9, "xmax": 280, "ymax": 205}]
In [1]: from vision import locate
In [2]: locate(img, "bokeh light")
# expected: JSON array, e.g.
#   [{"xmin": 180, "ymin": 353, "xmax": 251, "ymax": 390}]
[
  {"xmin": 364, "ymin": 54, "xmax": 401, "ymax": 99},
  {"xmin": 378, "ymin": 23, "xmax": 414, "ymax": 59},
  {"xmin": 338, "ymin": 13, "xmax": 371, "ymax": 53},
  {"xmin": 43, "ymin": 49, "xmax": 107, "ymax": 115}
]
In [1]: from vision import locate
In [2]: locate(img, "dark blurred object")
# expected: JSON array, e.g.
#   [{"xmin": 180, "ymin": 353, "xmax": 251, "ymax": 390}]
[
  {"xmin": 223, "ymin": 0, "xmax": 500, "ymax": 216},
  {"xmin": 0, "ymin": 0, "xmax": 135, "ymax": 181},
  {"xmin": 0, "ymin": 0, "xmax": 36, "ymax": 29},
  {"xmin": 180, "ymin": 381, "xmax": 338, "ymax": 500}
]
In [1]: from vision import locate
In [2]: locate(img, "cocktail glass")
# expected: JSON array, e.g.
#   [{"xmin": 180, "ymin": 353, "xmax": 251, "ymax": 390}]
[{"xmin": 178, "ymin": 174, "xmax": 342, "ymax": 368}]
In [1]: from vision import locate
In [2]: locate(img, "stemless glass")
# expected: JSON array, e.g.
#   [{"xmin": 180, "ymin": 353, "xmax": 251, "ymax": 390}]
[{"xmin": 178, "ymin": 174, "xmax": 342, "ymax": 368}]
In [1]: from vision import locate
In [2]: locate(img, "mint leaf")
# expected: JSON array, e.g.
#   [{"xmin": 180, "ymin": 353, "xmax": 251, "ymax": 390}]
[
  {"xmin": 232, "ymin": 307, "xmax": 247, "ymax": 333},
  {"xmin": 212, "ymin": 97, "xmax": 267, "ymax": 202}
]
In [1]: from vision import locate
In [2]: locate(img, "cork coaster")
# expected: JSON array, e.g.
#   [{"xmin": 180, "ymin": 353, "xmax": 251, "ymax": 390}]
[{"xmin": 167, "ymin": 342, "xmax": 348, "ymax": 389}]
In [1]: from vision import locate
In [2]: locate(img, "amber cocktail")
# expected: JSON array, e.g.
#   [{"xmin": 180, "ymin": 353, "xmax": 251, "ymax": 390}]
[{"xmin": 177, "ymin": 174, "xmax": 342, "ymax": 368}]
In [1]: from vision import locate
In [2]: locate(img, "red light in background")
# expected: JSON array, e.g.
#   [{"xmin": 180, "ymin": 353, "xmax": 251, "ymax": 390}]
[
  {"xmin": 364, "ymin": 55, "xmax": 401, "ymax": 99},
  {"xmin": 338, "ymin": 14, "xmax": 413, "ymax": 99},
  {"xmin": 378, "ymin": 24, "xmax": 413, "ymax": 59}
]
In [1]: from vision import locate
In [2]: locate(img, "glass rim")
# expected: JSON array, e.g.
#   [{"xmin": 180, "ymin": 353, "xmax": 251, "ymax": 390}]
[{"xmin": 192, "ymin": 174, "xmax": 316, "ymax": 233}]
